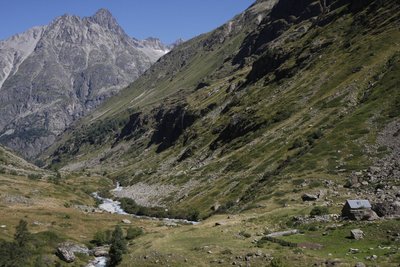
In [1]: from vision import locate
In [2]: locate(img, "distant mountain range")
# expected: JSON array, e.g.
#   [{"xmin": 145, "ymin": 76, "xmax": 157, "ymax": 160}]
[{"xmin": 0, "ymin": 9, "xmax": 173, "ymax": 158}]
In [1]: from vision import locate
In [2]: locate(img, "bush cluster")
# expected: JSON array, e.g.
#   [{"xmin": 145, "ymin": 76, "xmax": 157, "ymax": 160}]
[
  {"xmin": 0, "ymin": 220, "xmax": 31, "ymax": 266},
  {"xmin": 119, "ymin": 197, "xmax": 200, "ymax": 221},
  {"xmin": 310, "ymin": 206, "xmax": 329, "ymax": 216},
  {"xmin": 28, "ymin": 173, "xmax": 42, "ymax": 180},
  {"xmin": 126, "ymin": 227, "xmax": 143, "ymax": 240}
]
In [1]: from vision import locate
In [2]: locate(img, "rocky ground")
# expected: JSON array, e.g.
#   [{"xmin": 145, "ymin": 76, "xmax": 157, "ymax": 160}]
[
  {"xmin": 346, "ymin": 119, "xmax": 400, "ymax": 217},
  {"xmin": 112, "ymin": 179, "xmax": 200, "ymax": 207}
]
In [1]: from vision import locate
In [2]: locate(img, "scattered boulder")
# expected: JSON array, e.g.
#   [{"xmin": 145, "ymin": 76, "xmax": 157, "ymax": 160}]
[
  {"xmin": 211, "ymin": 203, "xmax": 221, "ymax": 212},
  {"xmin": 298, "ymin": 242, "xmax": 323, "ymax": 250},
  {"xmin": 266, "ymin": 229, "xmax": 299, "ymax": 237},
  {"xmin": 350, "ymin": 229, "xmax": 364, "ymax": 240},
  {"xmin": 92, "ymin": 245, "xmax": 110, "ymax": 257},
  {"xmin": 349, "ymin": 248, "xmax": 359, "ymax": 254},
  {"xmin": 164, "ymin": 221, "xmax": 178, "ymax": 227},
  {"xmin": 324, "ymin": 259, "xmax": 342, "ymax": 266},
  {"xmin": 196, "ymin": 81, "xmax": 210, "ymax": 90},
  {"xmin": 122, "ymin": 219, "xmax": 131, "ymax": 224},
  {"xmin": 3, "ymin": 194, "xmax": 33, "ymax": 205},
  {"xmin": 354, "ymin": 262, "xmax": 366, "ymax": 267},
  {"xmin": 365, "ymin": 255, "xmax": 377, "ymax": 261},
  {"xmin": 75, "ymin": 205, "xmax": 103, "ymax": 213},
  {"xmin": 302, "ymin": 193, "xmax": 318, "ymax": 201},
  {"xmin": 56, "ymin": 242, "xmax": 90, "ymax": 263},
  {"xmin": 292, "ymin": 215, "xmax": 332, "ymax": 225}
]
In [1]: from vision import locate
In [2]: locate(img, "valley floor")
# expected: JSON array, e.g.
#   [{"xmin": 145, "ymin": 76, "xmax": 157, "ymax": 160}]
[{"xmin": 0, "ymin": 173, "xmax": 399, "ymax": 266}]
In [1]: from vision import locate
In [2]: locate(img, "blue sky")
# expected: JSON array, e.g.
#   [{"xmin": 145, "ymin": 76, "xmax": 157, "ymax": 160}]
[{"xmin": 0, "ymin": 0, "xmax": 255, "ymax": 44}]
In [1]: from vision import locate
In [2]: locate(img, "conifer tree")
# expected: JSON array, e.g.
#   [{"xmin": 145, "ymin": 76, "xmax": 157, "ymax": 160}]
[
  {"xmin": 14, "ymin": 219, "xmax": 30, "ymax": 247},
  {"xmin": 109, "ymin": 225, "xmax": 127, "ymax": 266}
]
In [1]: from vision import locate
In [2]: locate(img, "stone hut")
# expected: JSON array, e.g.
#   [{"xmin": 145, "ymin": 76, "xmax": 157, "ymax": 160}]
[{"xmin": 341, "ymin": 200, "xmax": 372, "ymax": 220}]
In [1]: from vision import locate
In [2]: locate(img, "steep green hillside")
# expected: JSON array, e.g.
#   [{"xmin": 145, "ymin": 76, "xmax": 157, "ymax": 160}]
[{"xmin": 44, "ymin": 0, "xmax": 400, "ymax": 220}]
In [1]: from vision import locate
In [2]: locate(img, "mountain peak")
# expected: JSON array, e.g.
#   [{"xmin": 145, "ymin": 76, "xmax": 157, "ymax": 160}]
[
  {"xmin": 94, "ymin": 8, "xmax": 113, "ymax": 19},
  {"xmin": 170, "ymin": 38, "xmax": 185, "ymax": 48},
  {"xmin": 91, "ymin": 8, "xmax": 119, "ymax": 30},
  {"xmin": 0, "ymin": 7, "xmax": 168, "ymax": 158}
]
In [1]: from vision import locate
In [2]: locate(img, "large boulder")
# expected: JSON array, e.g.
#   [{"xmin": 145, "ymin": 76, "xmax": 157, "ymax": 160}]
[
  {"xmin": 302, "ymin": 193, "xmax": 318, "ymax": 201},
  {"xmin": 350, "ymin": 229, "xmax": 364, "ymax": 240},
  {"xmin": 362, "ymin": 209, "xmax": 379, "ymax": 221},
  {"xmin": 372, "ymin": 201, "xmax": 400, "ymax": 217},
  {"xmin": 56, "ymin": 242, "xmax": 90, "ymax": 263},
  {"xmin": 57, "ymin": 246, "xmax": 75, "ymax": 263},
  {"xmin": 121, "ymin": 219, "xmax": 131, "ymax": 224}
]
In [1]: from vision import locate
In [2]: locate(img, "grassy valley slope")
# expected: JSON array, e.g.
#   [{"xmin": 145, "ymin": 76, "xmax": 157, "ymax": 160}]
[{"xmin": 45, "ymin": 0, "xmax": 400, "ymax": 216}]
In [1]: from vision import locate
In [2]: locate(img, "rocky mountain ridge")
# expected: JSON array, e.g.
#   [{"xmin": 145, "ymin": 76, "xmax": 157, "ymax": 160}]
[{"xmin": 0, "ymin": 9, "xmax": 169, "ymax": 159}]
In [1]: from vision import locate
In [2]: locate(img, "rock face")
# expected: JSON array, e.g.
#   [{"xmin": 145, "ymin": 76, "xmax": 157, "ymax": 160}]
[
  {"xmin": 149, "ymin": 105, "xmax": 198, "ymax": 153},
  {"xmin": 210, "ymin": 114, "xmax": 263, "ymax": 150},
  {"xmin": 0, "ymin": 9, "xmax": 169, "ymax": 158}
]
